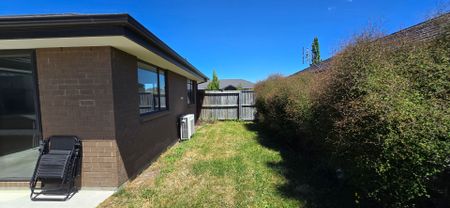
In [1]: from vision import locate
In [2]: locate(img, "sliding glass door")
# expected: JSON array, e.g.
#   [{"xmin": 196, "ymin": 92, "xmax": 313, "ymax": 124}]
[{"xmin": 0, "ymin": 51, "xmax": 41, "ymax": 180}]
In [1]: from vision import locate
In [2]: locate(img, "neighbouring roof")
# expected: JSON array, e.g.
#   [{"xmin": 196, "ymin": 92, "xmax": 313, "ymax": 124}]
[
  {"xmin": 291, "ymin": 12, "xmax": 450, "ymax": 76},
  {"xmin": 198, "ymin": 79, "xmax": 255, "ymax": 90},
  {"xmin": 0, "ymin": 13, "xmax": 208, "ymax": 82},
  {"xmin": 290, "ymin": 58, "xmax": 332, "ymax": 76}
]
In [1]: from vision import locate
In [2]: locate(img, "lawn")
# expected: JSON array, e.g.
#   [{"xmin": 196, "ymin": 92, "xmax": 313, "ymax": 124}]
[{"xmin": 98, "ymin": 121, "xmax": 302, "ymax": 208}]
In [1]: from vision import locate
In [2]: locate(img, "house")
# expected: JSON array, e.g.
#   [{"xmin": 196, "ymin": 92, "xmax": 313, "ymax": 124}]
[
  {"xmin": 0, "ymin": 14, "xmax": 207, "ymax": 189},
  {"xmin": 198, "ymin": 79, "xmax": 254, "ymax": 91},
  {"xmin": 291, "ymin": 12, "xmax": 450, "ymax": 76}
]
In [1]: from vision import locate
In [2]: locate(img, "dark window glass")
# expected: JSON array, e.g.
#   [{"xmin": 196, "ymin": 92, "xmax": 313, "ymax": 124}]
[
  {"xmin": 138, "ymin": 63, "xmax": 168, "ymax": 115},
  {"xmin": 0, "ymin": 56, "xmax": 36, "ymax": 130},
  {"xmin": 187, "ymin": 79, "xmax": 195, "ymax": 104}
]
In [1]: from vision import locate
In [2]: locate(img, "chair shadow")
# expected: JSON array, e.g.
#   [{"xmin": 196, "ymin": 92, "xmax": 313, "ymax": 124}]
[
  {"xmin": 244, "ymin": 123, "xmax": 355, "ymax": 208},
  {"xmin": 30, "ymin": 185, "xmax": 78, "ymax": 201}
]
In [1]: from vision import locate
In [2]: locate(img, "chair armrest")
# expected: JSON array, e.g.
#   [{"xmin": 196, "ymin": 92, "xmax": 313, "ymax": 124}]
[{"xmin": 38, "ymin": 140, "xmax": 49, "ymax": 154}]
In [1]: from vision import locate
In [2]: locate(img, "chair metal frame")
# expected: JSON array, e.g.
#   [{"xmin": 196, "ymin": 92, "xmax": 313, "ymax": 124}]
[{"xmin": 29, "ymin": 136, "xmax": 81, "ymax": 201}]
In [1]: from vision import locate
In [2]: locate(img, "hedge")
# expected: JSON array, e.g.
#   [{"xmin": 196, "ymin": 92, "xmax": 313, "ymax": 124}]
[{"xmin": 254, "ymin": 29, "xmax": 450, "ymax": 207}]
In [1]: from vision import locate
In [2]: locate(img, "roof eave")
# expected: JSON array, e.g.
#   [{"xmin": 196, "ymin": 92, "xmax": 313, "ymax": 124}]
[{"xmin": 0, "ymin": 13, "xmax": 208, "ymax": 82}]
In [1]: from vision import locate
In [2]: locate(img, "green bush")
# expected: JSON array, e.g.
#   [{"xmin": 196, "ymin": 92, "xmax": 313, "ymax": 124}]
[
  {"xmin": 255, "ymin": 73, "xmax": 316, "ymax": 147},
  {"xmin": 315, "ymin": 31, "xmax": 450, "ymax": 207},
  {"xmin": 255, "ymin": 28, "xmax": 450, "ymax": 207}
]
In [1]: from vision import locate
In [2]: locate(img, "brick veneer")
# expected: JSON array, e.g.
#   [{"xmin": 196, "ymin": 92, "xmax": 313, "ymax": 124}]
[
  {"xmin": 36, "ymin": 47, "xmax": 116, "ymax": 139},
  {"xmin": 36, "ymin": 47, "xmax": 119, "ymax": 188},
  {"xmin": 0, "ymin": 182, "xmax": 29, "ymax": 189},
  {"xmin": 81, "ymin": 140, "xmax": 119, "ymax": 187},
  {"xmin": 1, "ymin": 46, "xmax": 197, "ymax": 188},
  {"xmin": 110, "ymin": 48, "xmax": 196, "ymax": 185}
]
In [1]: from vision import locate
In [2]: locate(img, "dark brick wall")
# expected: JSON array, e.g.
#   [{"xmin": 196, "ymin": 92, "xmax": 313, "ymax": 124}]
[
  {"xmin": 36, "ymin": 47, "xmax": 116, "ymax": 140},
  {"xmin": 23, "ymin": 46, "xmax": 198, "ymax": 188},
  {"xmin": 36, "ymin": 47, "xmax": 120, "ymax": 187},
  {"xmin": 110, "ymin": 48, "xmax": 196, "ymax": 184}
]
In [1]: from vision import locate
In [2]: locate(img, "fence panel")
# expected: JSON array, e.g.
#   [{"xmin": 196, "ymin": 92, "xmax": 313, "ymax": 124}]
[
  {"xmin": 239, "ymin": 90, "xmax": 256, "ymax": 120},
  {"xmin": 199, "ymin": 90, "xmax": 256, "ymax": 121}
]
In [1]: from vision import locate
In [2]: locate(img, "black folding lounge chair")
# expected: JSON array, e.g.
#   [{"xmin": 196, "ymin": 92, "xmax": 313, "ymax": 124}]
[{"xmin": 30, "ymin": 136, "xmax": 81, "ymax": 201}]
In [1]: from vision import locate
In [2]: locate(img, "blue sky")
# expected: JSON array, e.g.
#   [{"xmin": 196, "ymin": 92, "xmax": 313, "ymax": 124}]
[{"xmin": 0, "ymin": 0, "xmax": 447, "ymax": 82}]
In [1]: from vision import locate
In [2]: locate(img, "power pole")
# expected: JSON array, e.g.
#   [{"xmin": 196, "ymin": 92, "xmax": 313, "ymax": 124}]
[{"xmin": 302, "ymin": 47, "xmax": 305, "ymax": 64}]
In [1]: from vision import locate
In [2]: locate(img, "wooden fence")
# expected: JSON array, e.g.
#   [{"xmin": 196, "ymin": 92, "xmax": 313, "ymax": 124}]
[
  {"xmin": 139, "ymin": 92, "xmax": 166, "ymax": 114},
  {"xmin": 198, "ymin": 90, "xmax": 256, "ymax": 121}
]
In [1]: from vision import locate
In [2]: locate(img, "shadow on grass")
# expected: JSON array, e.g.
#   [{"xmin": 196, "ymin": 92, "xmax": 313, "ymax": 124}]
[{"xmin": 244, "ymin": 123, "xmax": 355, "ymax": 208}]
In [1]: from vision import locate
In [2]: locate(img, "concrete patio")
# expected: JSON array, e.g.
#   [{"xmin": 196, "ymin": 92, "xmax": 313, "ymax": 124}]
[{"xmin": 0, "ymin": 189, "xmax": 115, "ymax": 208}]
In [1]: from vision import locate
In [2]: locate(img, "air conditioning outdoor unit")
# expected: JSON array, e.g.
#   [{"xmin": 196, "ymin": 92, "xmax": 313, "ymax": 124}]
[{"xmin": 180, "ymin": 114, "xmax": 195, "ymax": 140}]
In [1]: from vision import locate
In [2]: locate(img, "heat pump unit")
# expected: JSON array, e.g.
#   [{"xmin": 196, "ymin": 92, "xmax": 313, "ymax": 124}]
[{"xmin": 180, "ymin": 114, "xmax": 195, "ymax": 140}]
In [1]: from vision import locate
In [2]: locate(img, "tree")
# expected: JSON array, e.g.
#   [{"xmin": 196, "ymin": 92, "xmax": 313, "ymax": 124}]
[
  {"xmin": 207, "ymin": 69, "xmax": 220, "ymax": 90},
  {"xmin": 236, "ymin": 83, "xmax": 244, "ymax": 90},
  {"xmin": 311, "ymin": 37, "xmax": 321, "ymax": 66}
]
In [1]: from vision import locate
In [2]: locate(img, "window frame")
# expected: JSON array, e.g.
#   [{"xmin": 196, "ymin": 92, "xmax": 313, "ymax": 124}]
[
  {"xmin": 137, "ymin": 62, "xmax": 169, "ymax": 116},
  {"xmin": 187, "ymin": 79, "xmax": 195, "ymax": 105},
  {"xmin": 158, "ymin": 69, "xmax": 168, "ymax": 111}
]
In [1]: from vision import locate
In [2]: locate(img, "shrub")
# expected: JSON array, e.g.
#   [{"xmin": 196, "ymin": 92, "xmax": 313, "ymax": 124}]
[
  {"xmin": 255, "ymin": 73, "xmax": 316, "ymax": 148},
  {"xmin": 255, "ymin": 27, "xmax": 450, "ymax": 207},
  {"xmin": 315, "ymin": 30, "xmax": 450, "ymax": 207}
]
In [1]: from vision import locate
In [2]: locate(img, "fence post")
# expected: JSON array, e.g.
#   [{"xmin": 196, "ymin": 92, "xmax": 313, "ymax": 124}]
[{"xmin": 238, "ymin": 91, "xmax": 242, "ymax": 120}]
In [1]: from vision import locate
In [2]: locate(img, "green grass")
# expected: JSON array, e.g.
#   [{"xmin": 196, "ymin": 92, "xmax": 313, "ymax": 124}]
[{"xmin": 99, "ymin": 121, "xmax": 301, "ymax": 208}]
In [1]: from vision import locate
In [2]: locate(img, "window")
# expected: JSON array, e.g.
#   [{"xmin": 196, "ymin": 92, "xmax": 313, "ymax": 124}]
[
  {"xmin": 0, "ymin": 51, "xmax": 41, "ymax": 180},
  {"xmin": 187, "ymin": 79, "xmax": 195, "ymax": 104},
  {"xmin": 138, "ymin": 63, "xmax": 168, "ymax": 115}
]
